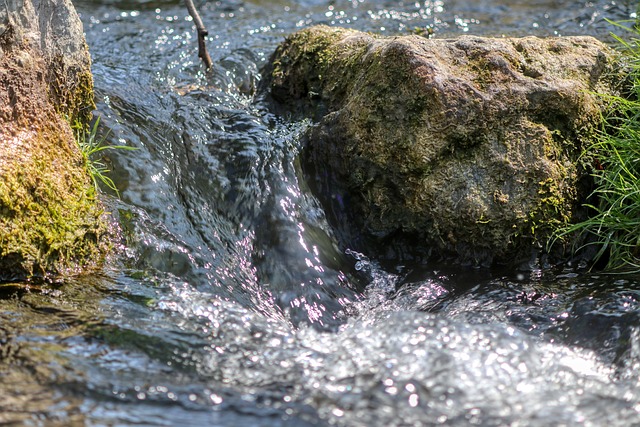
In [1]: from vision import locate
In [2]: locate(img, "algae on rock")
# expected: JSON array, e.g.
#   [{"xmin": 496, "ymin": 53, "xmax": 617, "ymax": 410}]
[
  {"xmin": 265, "ymin": 25, "xmax": 621, "ymax": 265},
  {"xmin": 0, "ymin": 0, "xmax": 108, "ymax": 281}
]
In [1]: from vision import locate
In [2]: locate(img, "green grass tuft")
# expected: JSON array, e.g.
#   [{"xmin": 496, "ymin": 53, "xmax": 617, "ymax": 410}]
[
  {"xmin": 552, "ymin": 19, "xmax": 640, "ymax": 272},
  {"xmin": 73, "ymin": 117, "xmax": 135, "ymax": 197}
]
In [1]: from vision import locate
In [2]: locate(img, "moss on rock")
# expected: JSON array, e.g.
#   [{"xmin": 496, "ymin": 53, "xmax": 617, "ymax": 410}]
[
  {"xmin": 266, "ymin": 25, "xmax": 622, "ymax": 265},
  {"xmin": 0, "ymin": 0, "xmax": 108, "ymax": 281},
  {"xmin": 0, "ymin": 122, "xmax": 107, "ymax": 280}
]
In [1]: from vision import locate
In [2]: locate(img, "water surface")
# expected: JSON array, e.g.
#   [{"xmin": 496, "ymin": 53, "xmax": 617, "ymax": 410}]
[{"xmin": 1, "ymin": 0, "xmax": 640, "ymax": 425}]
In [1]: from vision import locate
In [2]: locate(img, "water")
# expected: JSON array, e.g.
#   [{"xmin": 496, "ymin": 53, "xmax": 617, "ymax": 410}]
[{"xmin": 2, "ymin": 0, "xmax": 640, "ymax": 425}]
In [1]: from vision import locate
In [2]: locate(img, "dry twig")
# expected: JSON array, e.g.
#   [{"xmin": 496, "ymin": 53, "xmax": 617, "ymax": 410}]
[{"xmin": 185, "ymin": 0, "xmax": 213, "ymax": 69}]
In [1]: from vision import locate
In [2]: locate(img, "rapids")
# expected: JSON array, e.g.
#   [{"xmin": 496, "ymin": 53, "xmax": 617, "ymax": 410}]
[{"xmin": 1, "ymin": 1, "xmax": 639, "ymax": 425}]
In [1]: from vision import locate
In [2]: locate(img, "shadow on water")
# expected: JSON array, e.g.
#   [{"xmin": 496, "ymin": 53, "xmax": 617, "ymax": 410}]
[{"xmin": 2, "ymin": 0, "xmax": 640, "ymax": 425}]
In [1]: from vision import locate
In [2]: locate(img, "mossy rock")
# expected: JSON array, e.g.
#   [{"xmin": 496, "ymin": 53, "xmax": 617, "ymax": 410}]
[
  {"xmin": 0, "ymin": 0, "xmax": 108, "ymax": 281},
  {"xmin": 0, "ymin": 121, "xmax": 108, "ymax": 280},
  {"xmin": 265, "ymin": 25, "xmax": 622, "ymax": 265}
]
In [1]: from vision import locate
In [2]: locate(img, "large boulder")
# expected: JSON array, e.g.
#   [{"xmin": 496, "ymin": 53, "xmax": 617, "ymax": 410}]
[
  {"xmin": 0, "ymin": 0, "xmax": 107, "ymax": 281},
  {"xmin": 265, "ymin": 25, "xmax": 620, "ymax": 265}
]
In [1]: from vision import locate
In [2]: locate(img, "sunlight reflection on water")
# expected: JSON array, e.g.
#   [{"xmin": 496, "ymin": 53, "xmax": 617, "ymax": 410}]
[{"xmin": 1, "ymin": 0, "xmax": 639, "ymax": 425}]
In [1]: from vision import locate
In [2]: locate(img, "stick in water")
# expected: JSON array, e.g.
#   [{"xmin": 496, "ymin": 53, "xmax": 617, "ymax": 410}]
[{"xmin": 185, "ymin": 0, "xmax": 213, "ymax": 70}]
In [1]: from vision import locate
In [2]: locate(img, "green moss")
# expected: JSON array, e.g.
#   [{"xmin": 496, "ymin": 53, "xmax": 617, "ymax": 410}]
[
  {"xmin": 0, "ymin": 122, "xmax": 108, "ymax": 281},
  {"xmin": 45, "ymin": 47, "xmax": 96, "ymax": 125},
  {"xmin": 270, "ymin": 25, "xmax": 373, "ymax": 112},
  {"xmin": 466, "ymin": 53, "xmax": 522, "ymax": 91},
  {"xmin": 527, "ymin": 177, "xmax": 573, "ymax": 239}
]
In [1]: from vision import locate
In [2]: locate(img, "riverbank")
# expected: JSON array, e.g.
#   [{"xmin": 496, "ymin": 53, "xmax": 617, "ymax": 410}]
[{"xmin": 553, "ymin": 20, "xmax": 640, "ymax": 271}]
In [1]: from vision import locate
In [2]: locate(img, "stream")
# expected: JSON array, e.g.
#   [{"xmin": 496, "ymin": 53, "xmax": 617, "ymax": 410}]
[{"xmin": 2, "ymin": 0, "xmax": 640, "ymax": 425}]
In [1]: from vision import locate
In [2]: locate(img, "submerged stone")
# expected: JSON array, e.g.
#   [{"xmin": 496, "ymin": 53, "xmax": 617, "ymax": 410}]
[
  {"xmin": 0, "ymin": 0, "xmax": 108, "ymax": 280},
  {"xmin": 265, "ymin": 25, "xmax": 620, "ymax": 265}
]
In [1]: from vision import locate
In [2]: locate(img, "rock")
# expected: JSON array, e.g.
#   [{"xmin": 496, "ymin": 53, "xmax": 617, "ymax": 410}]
[
  {"xmin": 265, "ymin": 25, "xmax": 620, "ymax": 265},
  {"xmin": 0, "ymin": 0, "xmax": 107, "ymax": 281}
]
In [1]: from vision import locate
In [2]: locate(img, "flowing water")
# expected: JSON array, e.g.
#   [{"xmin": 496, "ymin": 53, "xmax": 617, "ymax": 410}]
[{"xmin": 2, "ymin": 0, "xmax": 640, "ymax": 425}]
